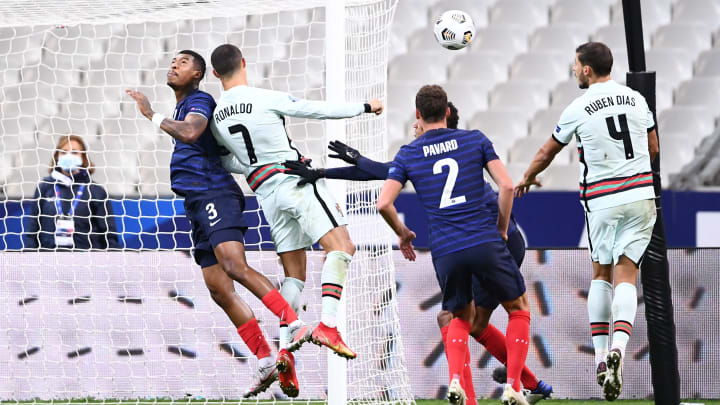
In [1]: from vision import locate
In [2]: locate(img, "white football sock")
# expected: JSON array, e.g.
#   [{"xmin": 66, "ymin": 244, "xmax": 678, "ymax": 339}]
[
  {"xmin": 279, "ymin": 277, "xmax": 305, "ymax": 349},
  {"xmin": 258, "ymin": 355, "xmax": 274, "ymax": 369},
  {"xmin": 588, "ymin": 279, "xmax": 613, "ymax": 366},
  {"xmin": 611, "ymin": 282, "xmax": 637, "ymax": 358},
  {"xmin": 320, "ymin": 251, "xmax": 352, "ymax": 328}
]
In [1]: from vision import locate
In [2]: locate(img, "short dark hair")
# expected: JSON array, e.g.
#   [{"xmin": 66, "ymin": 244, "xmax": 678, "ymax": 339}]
[
  {"xmin": 178, "ymin": 50, "xmax": 206, "ymax": 80},
  {"xmin": 415, "ymin": 85, "xmax": 448, "ymax": 123},
  {"xmin": 211, "ymin": 44, "xmax": 244, "ymax": 77},
  {"xmin": 447, "ymin": 101, "xmax": 459, "ymax": 129},
  {"xmin": 576, "ymin": 42, "xmax": 613, "ymax": 77}
]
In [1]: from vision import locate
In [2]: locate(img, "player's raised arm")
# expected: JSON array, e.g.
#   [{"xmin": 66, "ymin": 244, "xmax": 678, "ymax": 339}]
[
  {"xmin": 376, "ymin": 179, "xmax": 416, "ymax": 261},
  {"xmin": 270, "ymin": 93, "xmax": 383, "ymax": 120},
  {"xmin": 126, "ymin": 89, "xmax": 209, "ymax": 145}
]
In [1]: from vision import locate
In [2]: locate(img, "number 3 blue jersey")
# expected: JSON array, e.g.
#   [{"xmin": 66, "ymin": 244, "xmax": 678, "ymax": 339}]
[
  {"xmin": 170, "ymin": 89, "xmax": 236, "ymax": 196},
  {"xmin": 387, "ymin": 128, "xmax": 502, "ymax": 258}
]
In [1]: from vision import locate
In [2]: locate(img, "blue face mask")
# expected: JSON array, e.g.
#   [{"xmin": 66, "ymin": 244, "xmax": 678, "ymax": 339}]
[{"xmin": 57, "ymin": 153, "xmax": 84, "ymax": 173}]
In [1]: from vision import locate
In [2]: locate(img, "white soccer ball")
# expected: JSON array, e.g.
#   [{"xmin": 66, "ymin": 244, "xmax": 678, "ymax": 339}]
[{"xmin": 433, "ymin": 10, "xmax": 475, "ymax": 50}]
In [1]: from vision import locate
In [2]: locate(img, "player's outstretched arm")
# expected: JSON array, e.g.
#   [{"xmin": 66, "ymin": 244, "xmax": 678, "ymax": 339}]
[
  {"xmin": 125, "ymin": 89, "xmax": 208, "ymax": 144},
  {"xmin": 270, "ymin": 94, "xmax": 382, "ymax": 120},
  {"xmin": 486, "ymin": 160, "xmax": 514, "ymax": 241},
  {"xmin": 515, "ymin": 137, "xmax": 564, "ymax": 198},
  {"xmin": 376, "ymin": 179, "xmax": 416, "ymax": 261},
  {"xmin": 328, "ymin": 140, "xmax": 391, "ymax": 180}
]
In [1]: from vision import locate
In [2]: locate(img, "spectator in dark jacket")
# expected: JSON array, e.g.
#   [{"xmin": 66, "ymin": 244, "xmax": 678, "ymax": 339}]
[{"xmin": 24, "ymin": 135, "xmax": 121, "ymax": 250}]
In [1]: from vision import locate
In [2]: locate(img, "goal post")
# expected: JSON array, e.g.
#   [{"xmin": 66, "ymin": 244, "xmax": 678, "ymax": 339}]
[{"xmin": 0, "ymin": 0, "xmax": 412, "ymax": 404}]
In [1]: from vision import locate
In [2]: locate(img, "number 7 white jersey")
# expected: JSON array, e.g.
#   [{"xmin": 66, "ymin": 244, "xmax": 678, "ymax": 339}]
[
  {"xmin": 209, "ymin": 85, "xmax": 366, "ymax": 194},
  {"xmin": 553, "ymin": 80, "xmax": 656, "ymax": 212}
]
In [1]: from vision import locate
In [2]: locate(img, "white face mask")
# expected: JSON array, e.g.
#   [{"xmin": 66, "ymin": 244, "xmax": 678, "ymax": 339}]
[{"xmin": 57, "ymin": 153, "xmax": 83, "ymax": 173}]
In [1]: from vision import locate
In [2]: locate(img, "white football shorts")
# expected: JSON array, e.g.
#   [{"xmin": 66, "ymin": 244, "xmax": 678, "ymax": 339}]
[
  {"xmin": 257, "ymin": 176, "xmax": 347, "ymax": 253},
  {"xmin": 586, "ymin": 198, "xmax": 657, "ymax": 265}
]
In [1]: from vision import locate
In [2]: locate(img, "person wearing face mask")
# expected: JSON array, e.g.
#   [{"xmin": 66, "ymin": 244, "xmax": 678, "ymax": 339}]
[{"xmin": 23, "ymin": 135, "xmax": 121, "ymax": 251}]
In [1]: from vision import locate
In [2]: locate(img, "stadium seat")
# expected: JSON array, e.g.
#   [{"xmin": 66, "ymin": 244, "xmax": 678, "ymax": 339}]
[
  {"xmin": 659, "ymin": 106, "xmax": 717, "ymax": 138},
  {"xmin": 388, "ymin": 53, "xmax": 449, "ymax": 83},
  {"xmin": 529, "ymin": 108, "xmax": 564, "ymax": 137},
  {"xmin": 610, "ymin": 50, "xmax": 630, "ymax": 83},
  {"xmin": 467, "ymin": 110, "xmax": 529, "ymax": 158},
  {"xmin": 550, "ymin": 0, "xmax": 611, "ymax": 34},
  {"xmin": 540, "ymin": 163, "xmax": 580, "ymax": 189},
  {"xmin": 489, "ymin": 0, "xmax": 550, "ymax": 34},
  {"xmin": 655, "ymin": 78, "xmax": 675, "ymax": 114},
  {"xmin": 469, "ymin": 26, "xmax": 528, "ymax": 65},
  {"xmin": 442, "ymin": 81, "xmax": 490, "ymax": 118},
  {"xmin": 550, "ymin": 79, "xmax": 585, "ymax": 108},
  {"xmin": 592, "ymin": 25, "xmax": 648, "ymax": 54},
  {"xmin": 508, "ymin": 136, "xmax": 549, "ymax": 164},
  {"xmin": 660, "ymin": 136, "xmax": 695, "ymax": 176},
  {"xmin": 406, "ymin": 27, "xmax": 454, "ymax": 54},
  {"xmin": 447, "ymin": 52, "xmax": 509, "ymax": 86},
  {"xmin": 489, "ymin": 81, "xmax": 550, "ymax": 120},
  {"xmin": 389, "ymin": 1, "xmax": 429, "ymax": 58},
  {"xmin": 695, "ymin": 49, "xmax": 720, "ymax": 77},
  {"xmin": 428, "ymin": 0, "xmax": 492, "ymax": 26},
  {"xmin": 509, "ymin": 52, "xmax": 572, "ymax": 88},
  {"xmin": 672, "ymin": 0, "xmax": 720, "ymax": 26},
  {"xmin": 653, "ymin": 24, "xmax": 713, "ymax": 59},
  {"xmin": 674, "ymin": 78, "xmax": 720, "ymax": 108},
  {"xmin": 529, "ymin": 25, "xmax": 589, "ymax": 52},
  {"xmin": 609, "ymin": 0, "xmax": 671, "ymax": 35},
  {"xmin": 646, "ymin": 48, "xmax": 693, "ymax": 85}
]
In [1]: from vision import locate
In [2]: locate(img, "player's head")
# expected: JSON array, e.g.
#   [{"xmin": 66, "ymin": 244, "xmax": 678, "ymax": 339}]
[
  {"xmin": 447, "ymin": 101, "xmax": 459, "ymax": 129},
  {"xmin": 168, "ymin": 50, "xmax": 206, "ymax": 90},
  {"xmin": 51, "ymin": 134, "xmax": 94, "ymax": 175},
  {"xmin": 211, "ymin": 44, "xmax": 246, "ymax": 80},
  {"xmin": 415, "ymin": 85, "xmax": 449, "ymax": 127},
  {"xmin": 574, "ymin": 42, "xmax": 613, "ymax": 89}
]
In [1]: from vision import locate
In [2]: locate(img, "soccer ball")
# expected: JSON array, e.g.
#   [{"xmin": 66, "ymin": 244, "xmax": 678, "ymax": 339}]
[{"xmin": 433, "ymin": 10, "xmax": 475, "ymax": 50}]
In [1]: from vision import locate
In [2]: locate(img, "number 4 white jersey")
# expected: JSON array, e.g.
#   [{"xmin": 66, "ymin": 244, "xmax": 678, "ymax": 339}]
[
  {"xmin": 553, "ymin": 80, "xmax": 656, "ymax": 212},
  {"xmin": 210, "ymin": 85, "xmax": 366, "ymax": 194}
]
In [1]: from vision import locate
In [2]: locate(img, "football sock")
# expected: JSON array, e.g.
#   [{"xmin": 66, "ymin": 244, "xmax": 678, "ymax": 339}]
[
  {"xmin": 237, "ymin": 318, "xmax": 271, "ymax": 360},
  {"xmin": 279, "ymin": 277, "xmax": 305, "ymax": 348},
  {"xmin": 446, "ymin": 318, "xmax": 472, "ymax": 383},
  {"xmin": 321, "ymin": 251, "xmax": 352, "ymax": 328},
  {"xmin": 475, "ymin": 324, "xmax": 539, "ymax": 391},
  {"xmin": 506, "ymin": 310, "xmax": 531, "ymax": 392},
  {"xmin": 462, "ymin": 342, "xmax": 478, "ymax": 405},
  {"xmin": 261, "ymin": 288, "xmax": 298, "ymax": 324},
  {"xmin": 611, "ymin": 282, "xmax": 637, "ymax": 358},
  {"xmin": 588, "ymin": 279, "xmax": 613, "ymax": 366},
  {"xmin": 443, "ymin": 324, "xmax": 476, "ymax": 404}
]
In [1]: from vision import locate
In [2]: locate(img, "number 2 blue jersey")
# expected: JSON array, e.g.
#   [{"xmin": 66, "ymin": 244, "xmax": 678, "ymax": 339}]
[
  {"xmin": 387, "ymin": 128, "xmax": 502, "ymax": 258},
  {"xmin": 170, "ymin": 89, "xmax": 237, "ymax": 196}
]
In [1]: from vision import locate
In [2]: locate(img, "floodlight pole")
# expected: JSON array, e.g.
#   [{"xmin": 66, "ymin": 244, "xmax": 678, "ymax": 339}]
[{"xmin": 622, "ymin": 1, "xmax": 680, "ymax": 404}]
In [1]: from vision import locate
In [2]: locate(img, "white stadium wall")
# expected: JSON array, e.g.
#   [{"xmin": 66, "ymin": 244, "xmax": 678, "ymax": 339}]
[{"xmin": 1, "ymin": 249, "xmax": 718, "ymax": 400}]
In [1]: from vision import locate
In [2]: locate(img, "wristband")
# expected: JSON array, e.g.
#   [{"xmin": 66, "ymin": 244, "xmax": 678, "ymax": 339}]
[
  {"xmin": 364, "ymin": 103, "xmax": 372, "ymax": 113},
  {"xmin": 151, "ymin": 113, "xmax": 165, "ymax": 128}
]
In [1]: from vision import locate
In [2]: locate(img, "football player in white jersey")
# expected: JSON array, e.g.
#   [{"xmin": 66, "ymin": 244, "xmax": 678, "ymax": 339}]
[
  {"xmin": 208, "ymin": 44, "xmax": 383, "ymax": 383},
  {"xmin": 514, "ymin": 42, "xmax": 659, "ymax": 401}
]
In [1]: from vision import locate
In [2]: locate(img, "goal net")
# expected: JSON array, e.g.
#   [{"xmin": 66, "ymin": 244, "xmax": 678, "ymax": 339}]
[{"xmin": 0, "ymin": 0, "xmax": 413, "ymax": 403}]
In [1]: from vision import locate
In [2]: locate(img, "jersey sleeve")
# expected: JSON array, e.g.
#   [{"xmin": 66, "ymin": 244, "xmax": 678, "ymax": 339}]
[
  {"xmin": 478, "ymin": 134, "xmax": 499, "ymax": 166},
  {"xmin": 269, "ymin": 92, "xmax": 365, "ymax": 119},
  {"xmin": 186, "ymin": 94, "xmax": 215, "ymax": 121},
  {"xmin": 553, "ymin": 104, "xmax": 579, "ymax": 145},
  {"xmin": 386, "ymin": 149, "xmax": 409, "ymax": 185}
]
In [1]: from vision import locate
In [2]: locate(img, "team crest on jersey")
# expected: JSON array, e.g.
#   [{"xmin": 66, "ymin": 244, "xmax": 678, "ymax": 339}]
[
  {"xmin": 555, "ymin": 125, "xmax": 561, "ymax": 133},
  {"xmin": 335, "ymin": 203, "xmax": 344, "ymax": 217}
]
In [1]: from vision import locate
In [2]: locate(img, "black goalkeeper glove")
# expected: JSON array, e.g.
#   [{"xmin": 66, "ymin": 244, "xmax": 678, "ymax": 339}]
[
  {"xmin": 328, "ymin": 140, "xmax": 362, "ymax": 165},
  {"xmin": 284, "ymin": 160, "xmax": 326, "ymax": 186}
]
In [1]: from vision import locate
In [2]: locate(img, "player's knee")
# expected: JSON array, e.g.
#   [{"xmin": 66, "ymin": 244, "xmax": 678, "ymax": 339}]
[
  {"xmin": 470, "ymin": 316, "xmax": 489, "ymax": 338},
  {"xmin": 503, "ymin": 293, "xmax": 529, "ymax": 313},
  {"xmin": 219, "ymin": 257, "xmax": 251, "ymax": 284},
  {"xmin": 205, "ymin": 283, "xmax": 233, "ymax": 309},
  {"xmin": 436, "ymin": 310, "xmax": 452, "ymax": 328}
]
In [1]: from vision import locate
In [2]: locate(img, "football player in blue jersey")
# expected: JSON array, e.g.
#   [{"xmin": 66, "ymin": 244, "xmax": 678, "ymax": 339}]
[
  {"xmin": 285, "ymin": 102, "xmax": 551, "ymax": 404},
  {"xmin": 126, "ymin": 50, "xmax": 309, "ymax": 397},
  {"xmin": 375, "ymin": 85, "xmax": 531, "ymax": 405}
]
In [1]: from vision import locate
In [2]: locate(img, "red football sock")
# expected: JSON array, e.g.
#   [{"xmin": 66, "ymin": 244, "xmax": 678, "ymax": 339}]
[
  {"xmin": 446, "ymin": 318, "xmax": 472, "ymax": 383},
  {"xmin": 237, "ymin": 318, "xmax": 271, "ymax": 359},
  {"xmin": 463, "ymin": 345, "xmax": 477, "ymax": 405},
  {"xmin": 261, "ymin": 289, "xmax": 298, "ymax": 324},
  {"xmin": 505, "ymin": 310, "xmax": 531, "ymax": 392},
  {"xmin": 440, "ymin": 325, "xmax": 449, "ymax": 359},
  {"xmin": 476, "ymin": 324, "xmax": 539, "ymax": 390}
]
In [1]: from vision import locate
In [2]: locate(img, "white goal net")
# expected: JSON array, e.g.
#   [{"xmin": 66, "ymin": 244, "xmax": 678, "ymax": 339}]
[{"xmin": 0, "ymin": 0, "xmax": 413, "ymax": 403}]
